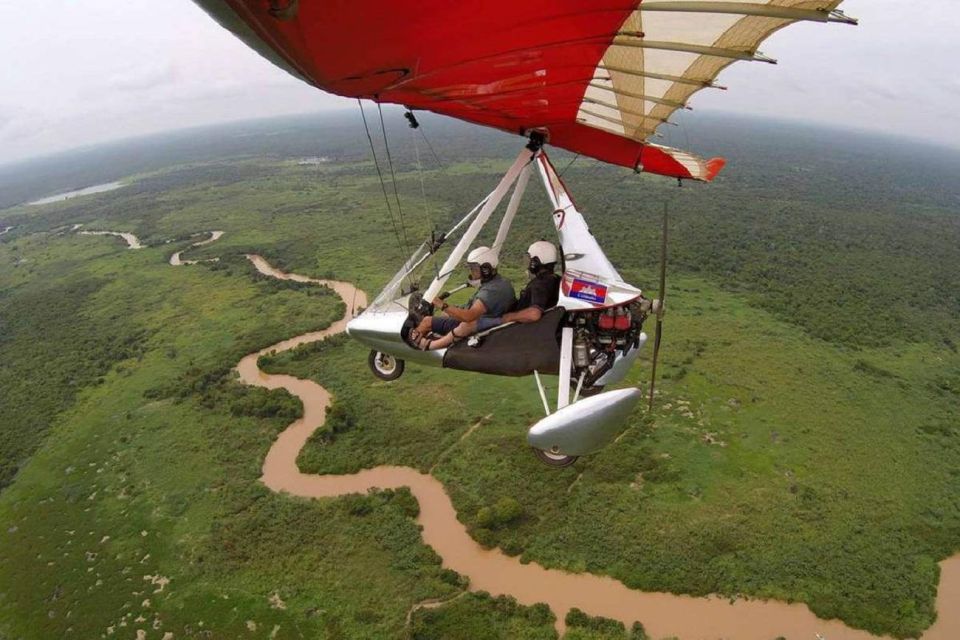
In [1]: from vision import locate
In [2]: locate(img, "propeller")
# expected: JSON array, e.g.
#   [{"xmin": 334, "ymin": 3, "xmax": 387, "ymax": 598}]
[{"xmin": 647, "ymin": 201, "xmax": 668, "ymax": 412}]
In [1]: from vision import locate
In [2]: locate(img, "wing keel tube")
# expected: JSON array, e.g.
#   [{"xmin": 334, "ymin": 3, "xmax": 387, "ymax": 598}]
[{"xmin": 527, "ymin": 388, "xmax": 642, "ymax": 457}]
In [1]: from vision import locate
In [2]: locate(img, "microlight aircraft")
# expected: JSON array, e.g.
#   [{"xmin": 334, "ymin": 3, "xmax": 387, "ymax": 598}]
[{"xmin": 193, "ymin": 0, "xmax": 856, "ymax": 466}]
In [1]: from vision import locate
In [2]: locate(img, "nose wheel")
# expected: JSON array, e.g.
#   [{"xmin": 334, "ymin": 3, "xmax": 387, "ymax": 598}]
[
  {"xmin": 532, "ymin": 447, "xmax": 578, "ymax": 468},
  {"xmin": 368, "ymin": 350, "xmax": 405, "ymax": 381}
]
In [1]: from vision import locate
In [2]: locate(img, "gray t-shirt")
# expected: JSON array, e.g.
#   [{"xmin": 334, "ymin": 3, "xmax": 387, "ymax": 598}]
[{"xmin": 465, "ymin": 274, "xmax": 515, "ymax": 318}]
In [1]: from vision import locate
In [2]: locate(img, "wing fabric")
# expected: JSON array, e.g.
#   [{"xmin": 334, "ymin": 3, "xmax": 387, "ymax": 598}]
[{"xmin": 194, "ymin": 0, "xmax": 852, "ymax": 181}]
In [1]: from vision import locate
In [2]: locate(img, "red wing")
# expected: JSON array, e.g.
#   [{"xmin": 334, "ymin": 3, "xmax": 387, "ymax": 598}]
[{"xmin": 195, "ymin": 0, "xmax": 853, "ymax": 180}]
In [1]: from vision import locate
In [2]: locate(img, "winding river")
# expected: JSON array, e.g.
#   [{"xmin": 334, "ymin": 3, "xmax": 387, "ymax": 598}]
[
  {"xmin": 86, "ymin": 230, "xmax": 960, "ymax": 638},
  {"xmin": 77, "ymin": 229, "xmax": 144, "ymax": 249},
  {"xmin": 169, "ymin": 230, "xmax": 224, "ymax": 265}
]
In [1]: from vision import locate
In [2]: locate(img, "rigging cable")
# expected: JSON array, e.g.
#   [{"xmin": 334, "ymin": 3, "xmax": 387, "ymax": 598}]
[
  {"xmin": 586, "ymin": 156, "xmax": 607, "ymax": 182},
  {"xmin": 405, "ymin": 109, "xmax": 444, "ymax": 171},
  {"xmin": 409, "ymin": 112, "xmax": 455, "ymax": 246},
  {"xmin": 409, "ymin": 114, "xmax": 430, "ymax": 227},
  {"xmin": 357, "ymin": 99, "xmax": 407, "ymax": 257},
  {"xmin": 377, "ymin": 101, "xmax": 412, "ymax": 255},
  {"xmin": 417, "ymin": 124, "xmax": 445, "ymax": 171},
  {"xmin": 557, "ymin": 153, "xmax": 581, "ymax": 178}
]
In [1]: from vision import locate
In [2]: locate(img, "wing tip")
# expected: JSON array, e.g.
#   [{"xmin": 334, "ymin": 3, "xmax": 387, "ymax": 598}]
[
  {"xmin": 640, "ymin": 145, "xmax": 727, "ymax": 182},
  {"xmin": 704, "ymin": 157, "xmax": 726, "ymax": 182}
]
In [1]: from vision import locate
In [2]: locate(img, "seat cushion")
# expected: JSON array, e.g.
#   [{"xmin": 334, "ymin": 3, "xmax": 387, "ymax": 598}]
[{"xmin": 442, "ymin": 308, "xmax": 564, "ymax": 376}]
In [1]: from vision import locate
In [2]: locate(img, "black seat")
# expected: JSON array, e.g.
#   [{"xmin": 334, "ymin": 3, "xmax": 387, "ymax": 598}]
[{"xmin": 442, "ymin": 307, "xmax": 564, "ymax": 376}]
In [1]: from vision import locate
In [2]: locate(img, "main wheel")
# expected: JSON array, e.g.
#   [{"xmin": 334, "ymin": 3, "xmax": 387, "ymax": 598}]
[
  {"xmin": 532, "ymin": 447, "xmax": 579, "ymax": 468},
  {"xmin": 367, "ymin": 350, "xmax": 404, "ymax": 381}
]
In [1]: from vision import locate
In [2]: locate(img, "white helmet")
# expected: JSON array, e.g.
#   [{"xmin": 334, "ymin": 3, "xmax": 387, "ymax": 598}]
[
  {"xmin": 527, "ymin": 240, "xmax": 558, "ymax": 266},
  {"xmin": 466, "ymin": 246, "xmax": 498, "ymax": 269}
]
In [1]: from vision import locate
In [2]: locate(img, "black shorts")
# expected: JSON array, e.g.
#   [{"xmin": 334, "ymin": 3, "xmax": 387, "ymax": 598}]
[
  {"xmin": 430, "ymin": 316, "xmax": 502, "ymax": 335},
  {"xmin": 430, "ymin": 316, "xmax": 461, "ymax": 336}
]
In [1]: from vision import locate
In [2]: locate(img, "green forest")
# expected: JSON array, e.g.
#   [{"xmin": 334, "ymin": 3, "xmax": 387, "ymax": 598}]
[{"xmin": 0, "ymin": 111, "xmax": 958, "ymax": 639}]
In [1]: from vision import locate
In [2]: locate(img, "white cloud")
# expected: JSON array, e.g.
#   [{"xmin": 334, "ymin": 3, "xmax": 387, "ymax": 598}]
[
  {"xmin": 0, "ymin": 0, "xmax": 349, "ymax": 164},
  {"xmin": 692, "ymin": 0, "xmax": 960, "ymax": 149}
]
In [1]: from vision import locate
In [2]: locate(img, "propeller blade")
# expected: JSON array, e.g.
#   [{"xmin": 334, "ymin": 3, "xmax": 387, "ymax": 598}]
[
  {"xmin": 648, "ymin": 202, "xmax": 669, "ymax": 412},
  {"xmin": 648, "ymin": 314, "xmax": 664, "ymax": 411}
]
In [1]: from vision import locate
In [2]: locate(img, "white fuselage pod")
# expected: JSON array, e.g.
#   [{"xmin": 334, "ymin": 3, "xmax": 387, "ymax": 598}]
[
  {"xmin": 346, "ymin": 305, "xmax": 445, "ymax": 367},
  {"xmin": 527, "ymin": 387, "xmax": 642, "ymax": 456}
]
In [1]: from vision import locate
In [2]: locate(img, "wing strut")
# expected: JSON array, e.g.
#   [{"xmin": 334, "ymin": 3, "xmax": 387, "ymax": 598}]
[{"xmin": 421, "ymin": 148, "xmax": 535, "ymax": 302}]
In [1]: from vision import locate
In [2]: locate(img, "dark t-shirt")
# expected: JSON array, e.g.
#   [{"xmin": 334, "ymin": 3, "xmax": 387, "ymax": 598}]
[{"xmin": 515, "ymin": 271, "xmax": 561, "ymax": 312}]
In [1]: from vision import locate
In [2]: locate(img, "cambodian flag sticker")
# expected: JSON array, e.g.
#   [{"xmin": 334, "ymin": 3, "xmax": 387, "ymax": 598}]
[{"xmin": 570, "ymin": 278, "xmax": 607, "ymax": 304}]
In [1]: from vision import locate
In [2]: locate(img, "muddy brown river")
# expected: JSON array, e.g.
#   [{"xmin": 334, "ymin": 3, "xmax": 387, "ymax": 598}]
[
  {"xmin": 233, "ymin": 254, "xmax": 960, "ymax": 639},
  {"xmin": 169, "ymin": 230, "xmax": 224, "ymax": 265},
  {"xmin": 77, "ymin": 230, "xmax": 959, "ymax": 638},
  {"xmin": 77, "ymin": 229, "xmax": 144, "ymax": 249}
]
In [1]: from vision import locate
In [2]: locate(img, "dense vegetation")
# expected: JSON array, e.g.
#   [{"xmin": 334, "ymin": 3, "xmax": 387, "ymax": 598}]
[
  {"xmin": 0, "ymin": 273, "xmax": 148, "ymax": 489},
  {"xmin": 267, "ymin": 275, "xmax": 959, "ymax": 638},
  {"xmin": 0, "ymin": 112, "xmax": 958, "ymax": 638}
]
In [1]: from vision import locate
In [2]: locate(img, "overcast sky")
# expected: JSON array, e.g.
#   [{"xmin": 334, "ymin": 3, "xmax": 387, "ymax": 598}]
[{"xmin": 2, "ymin": 1, "xmax": 958, "ymax": 166}]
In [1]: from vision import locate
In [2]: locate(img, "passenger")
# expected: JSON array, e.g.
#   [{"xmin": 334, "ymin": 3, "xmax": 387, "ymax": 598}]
[
  {"xmin": 414, "ymin": 241, "xmax": 560, "ymax": 351},
  {"xmin": 411, "ymin": 246, "xmax": 515, "ymax": 350}
]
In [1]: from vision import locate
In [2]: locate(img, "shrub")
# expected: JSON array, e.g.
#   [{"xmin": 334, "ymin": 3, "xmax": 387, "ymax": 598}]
[{"xmin": 493, "ymin": 497, "xmax": 524, "ymax": 524}]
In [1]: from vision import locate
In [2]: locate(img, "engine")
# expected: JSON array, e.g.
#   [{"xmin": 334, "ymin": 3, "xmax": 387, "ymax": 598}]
[{"xmin": 569, "ymin": 298, "xmax": 651, "ymax": 390}]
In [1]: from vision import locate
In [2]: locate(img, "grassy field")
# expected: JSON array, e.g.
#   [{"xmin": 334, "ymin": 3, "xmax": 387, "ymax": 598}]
[{"xmin": 1, "ymin": 114, "xmax": 958, "ymax": 638}]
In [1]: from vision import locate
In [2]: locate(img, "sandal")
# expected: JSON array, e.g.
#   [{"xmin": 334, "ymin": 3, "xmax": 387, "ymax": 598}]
[{"xmin": 408, "ymin": 328, "xmax": 432, "ymax": 351}]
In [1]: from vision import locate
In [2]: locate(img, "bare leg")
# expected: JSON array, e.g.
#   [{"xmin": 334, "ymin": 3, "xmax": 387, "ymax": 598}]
[
  {"xmin": 416, "ymin": 316, "xmax": 433, "ymax": 337},
  {"xmin": 426, "ymin": 320, "xmax": 477, "ymax": 350}
]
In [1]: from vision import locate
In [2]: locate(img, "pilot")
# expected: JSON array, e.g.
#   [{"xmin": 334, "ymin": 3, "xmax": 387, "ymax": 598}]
[
  {"xmin": 414, "ymin": 241, "xmax": 561, "ymax": 351},
  {"xmin": 412, "ymin": 246, "xmax": 515, "ymax": 350}
]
